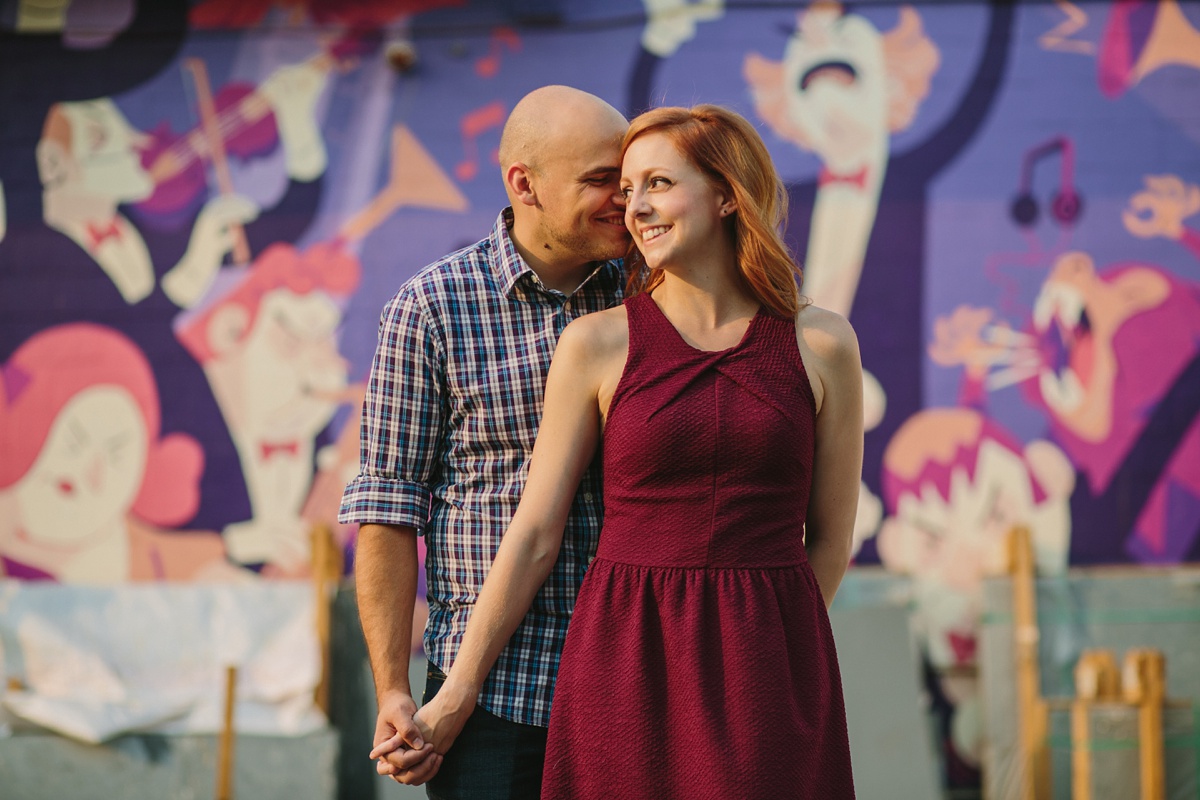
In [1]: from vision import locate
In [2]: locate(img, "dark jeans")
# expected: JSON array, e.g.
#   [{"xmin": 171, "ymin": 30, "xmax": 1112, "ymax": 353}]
[{"xmin": 423, "ymin": 664, "xmax": 548, "ymax": 800}]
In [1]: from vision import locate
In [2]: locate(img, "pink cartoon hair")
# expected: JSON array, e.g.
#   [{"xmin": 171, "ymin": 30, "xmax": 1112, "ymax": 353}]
[{"xmin": 0, "ymin": 323, "xmax": 203, "ymax": 527}]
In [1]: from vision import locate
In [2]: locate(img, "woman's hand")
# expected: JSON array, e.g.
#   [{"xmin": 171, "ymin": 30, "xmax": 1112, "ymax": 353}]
[
  {"xmin": 413, "ymin": 675, "xmax": 480, "ymax": 754},
  {"xmin": 369, "ymin": 689, "xmax": 443, "ymax": 785}
]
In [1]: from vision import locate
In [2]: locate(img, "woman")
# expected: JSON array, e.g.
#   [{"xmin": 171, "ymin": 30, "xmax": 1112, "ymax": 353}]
[{"xmin": 389, "ymin": 104, "xmax": 862, "ymax": 798}]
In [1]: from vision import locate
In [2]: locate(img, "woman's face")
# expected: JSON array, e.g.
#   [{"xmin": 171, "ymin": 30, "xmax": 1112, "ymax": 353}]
[
  {"xmin": 620, "ymin": 132, "xmax": 730, "ymax": 271},
  {"xmin": 13, "ymin": 386, "xmax": 148, "ymax": 545}
]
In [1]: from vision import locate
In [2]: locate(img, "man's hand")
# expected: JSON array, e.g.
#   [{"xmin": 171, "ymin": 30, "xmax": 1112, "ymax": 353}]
[
  {"xmin": 370, "ymin": 690, "xmax": 442, "ymax": 785},
  {"xmin": 412, "ymin": 675, "xmax": 479, "ymax": 755}
]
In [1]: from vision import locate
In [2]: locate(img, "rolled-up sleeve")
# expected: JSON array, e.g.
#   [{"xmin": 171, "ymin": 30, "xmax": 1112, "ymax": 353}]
[{"xmin": 339, "ymin": 284, "xmax": 446, "ymax": 530}]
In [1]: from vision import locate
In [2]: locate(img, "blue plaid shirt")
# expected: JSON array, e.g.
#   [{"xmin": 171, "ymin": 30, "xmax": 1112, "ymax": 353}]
[{"xmin": 340, "ymin": 210, "xmax": 623, "ymax": 727}]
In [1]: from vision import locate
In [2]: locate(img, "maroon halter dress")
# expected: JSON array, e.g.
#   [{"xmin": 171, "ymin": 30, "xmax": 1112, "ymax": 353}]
[{"xmin": 541, "ymin": 292, "xmax": 854, "ymax": 800}]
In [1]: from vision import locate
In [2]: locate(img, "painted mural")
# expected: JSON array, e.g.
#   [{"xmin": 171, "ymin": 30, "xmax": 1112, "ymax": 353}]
[{"xmin": 2, "ymin": 0, "xmax": 1198, "ymax": 792}]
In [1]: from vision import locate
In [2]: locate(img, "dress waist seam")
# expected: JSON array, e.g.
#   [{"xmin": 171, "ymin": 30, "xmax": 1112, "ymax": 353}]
[{"xmin": 590, "ymin": 556, "xmax": 809, "ymax": 572}]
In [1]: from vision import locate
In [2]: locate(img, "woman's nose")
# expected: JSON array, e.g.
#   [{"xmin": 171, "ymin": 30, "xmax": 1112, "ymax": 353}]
[{"xmin": 627, "ymin": 191, "xmax": 649, "ymax": 216}]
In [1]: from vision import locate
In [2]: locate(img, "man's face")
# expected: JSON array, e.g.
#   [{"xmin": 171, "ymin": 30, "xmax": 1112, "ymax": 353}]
[{"xmin": 532, "ymin": 129, "xmax": 630, "ymax": 266}]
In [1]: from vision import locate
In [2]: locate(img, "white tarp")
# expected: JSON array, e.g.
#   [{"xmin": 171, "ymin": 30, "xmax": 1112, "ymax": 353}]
[{"xmin": 0, "ymin": 580, "xmax": 326, "ymax": 743}]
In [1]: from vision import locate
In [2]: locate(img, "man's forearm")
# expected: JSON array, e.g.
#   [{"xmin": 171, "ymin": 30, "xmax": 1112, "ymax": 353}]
[{"xmin": 356, "ymin": 522, "xmax": 421, "ymax": 699}]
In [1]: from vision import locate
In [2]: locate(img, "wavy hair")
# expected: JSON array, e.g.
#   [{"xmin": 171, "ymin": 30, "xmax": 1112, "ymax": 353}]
[{"xmin": 621, "ymin": 104, "xmax": 806, "ymax": 317}]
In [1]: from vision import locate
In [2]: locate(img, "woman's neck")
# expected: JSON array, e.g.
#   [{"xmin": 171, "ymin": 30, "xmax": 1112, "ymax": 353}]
[{"xmin": 651, "ymin": 264, "xmax": 758, "ymax": 329}]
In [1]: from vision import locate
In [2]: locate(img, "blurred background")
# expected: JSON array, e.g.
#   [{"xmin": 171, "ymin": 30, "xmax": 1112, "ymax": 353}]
[{"xmin": 1, "ymin": 1, "xmax": 1198, "ymax": 798}]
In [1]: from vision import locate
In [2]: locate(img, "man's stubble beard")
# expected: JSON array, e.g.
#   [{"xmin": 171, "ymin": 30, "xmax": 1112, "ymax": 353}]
[{"xmin": 541, "ymin": 217, "xmax": 627, "ymax": 265}]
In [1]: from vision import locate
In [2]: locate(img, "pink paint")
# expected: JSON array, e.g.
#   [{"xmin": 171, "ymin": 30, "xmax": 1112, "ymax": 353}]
[
  {"xmin": 0, "ymin": 323, "xmax": 203, "ymax": 527},
  {"xmin": 177, "ymin": 240, "xmax": 361, "ymax": 363}
]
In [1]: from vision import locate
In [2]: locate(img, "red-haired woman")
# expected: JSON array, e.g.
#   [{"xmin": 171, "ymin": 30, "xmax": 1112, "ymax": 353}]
[{"xmin": 395, "ymin": 105, "xmax": 863, "ymax": 798}]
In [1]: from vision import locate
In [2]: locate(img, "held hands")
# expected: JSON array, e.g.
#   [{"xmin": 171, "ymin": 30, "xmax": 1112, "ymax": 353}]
[
  {"xmin": 369, "ymin": 690, "xmax": 442, "ymax": 786},
  {"xmin": 411, "ymin": 674, "xmax": 479, "ymax": 756}
]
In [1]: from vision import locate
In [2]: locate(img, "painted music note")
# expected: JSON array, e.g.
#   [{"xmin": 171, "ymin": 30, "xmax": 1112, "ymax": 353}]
[
  {"xmin": 476, "ymin": 27, "xmax": 521, "ymax": 78},
  {"xmin": 455, "ymin": 102, "xmax": 506, "ymax": 182}
]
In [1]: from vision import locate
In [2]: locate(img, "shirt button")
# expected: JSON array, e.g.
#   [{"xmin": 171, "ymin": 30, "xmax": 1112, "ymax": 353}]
[
  {"xmin": 584, "ymin": 492, "xmax": 593, "ymax": 501},
  {"xmin": 564, "ymin": 300, "xmax": 572, "ymax": 313}
]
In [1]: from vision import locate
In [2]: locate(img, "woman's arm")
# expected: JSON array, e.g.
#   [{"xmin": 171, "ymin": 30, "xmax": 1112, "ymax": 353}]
[
  {"xmin": 798, "ymin": 307, "xmax": 864, "ymax": 608},
  {"xmin": 408, "ymin": 316, "xmax": 611, "ymax": 753}
]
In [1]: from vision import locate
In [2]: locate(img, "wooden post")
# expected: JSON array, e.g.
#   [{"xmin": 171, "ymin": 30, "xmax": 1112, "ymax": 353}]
[
  {"xmin": 216, "ymin": 665, "xmax": 238, "ymax": 800},
  {"xmin": 1008, "ymin": 525, "xmax": 1050, "ymax": 800},
  {"xmin": 311, "ymin": 523, "xmax": 342, "ymax": 715},
  {"xmin": 1071, "ymin": 649, "xmax": 1120, "ymax": 800},
  {"xmin": 1123, "ymin": 649, "xmax": 1166, "ymax": 800}
]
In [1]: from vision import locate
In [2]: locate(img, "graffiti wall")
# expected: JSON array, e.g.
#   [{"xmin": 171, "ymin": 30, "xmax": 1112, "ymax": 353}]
[{"xmin": 1, "ymin": 0, "xmax": 1198, "ymax": 790}]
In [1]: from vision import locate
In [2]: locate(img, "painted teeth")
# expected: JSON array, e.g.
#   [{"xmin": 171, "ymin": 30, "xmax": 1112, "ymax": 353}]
[
  {"xmin": 1032, "ymin": 282, "xmax": 1085, "ymax": 332},
  {"xmin": 1038, "ymin": 367, "xmax": 1084, "ymax": 412}
]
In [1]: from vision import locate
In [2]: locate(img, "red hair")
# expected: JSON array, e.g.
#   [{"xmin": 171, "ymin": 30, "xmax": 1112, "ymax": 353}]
[{"xmin": 621, "ymin": 104, "xmax": 805, "ymax": 317}]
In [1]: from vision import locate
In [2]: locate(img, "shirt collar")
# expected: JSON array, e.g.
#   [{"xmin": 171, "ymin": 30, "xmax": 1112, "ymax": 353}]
[{"xmin": 488, "ymin": 208, "xmax": 622, "ymax": 299}]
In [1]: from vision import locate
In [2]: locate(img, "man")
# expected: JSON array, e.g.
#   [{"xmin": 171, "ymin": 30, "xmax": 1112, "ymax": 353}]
[{"xmin": 339, "ymin": 85, "xmax": 629, "ymax": 798}]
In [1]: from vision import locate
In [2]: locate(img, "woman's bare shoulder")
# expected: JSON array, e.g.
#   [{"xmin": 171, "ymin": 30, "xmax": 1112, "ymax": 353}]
[
  {"xmin": 794, "ymin": 302, "xmax": 860, "ymax": 365},
  {"xmin": 555, "ymin": 305, "xmax": 629, "ymax": 366},
  {"xmin": 560, "ymin": 305, "xmax": 628, "ymax": 350}
]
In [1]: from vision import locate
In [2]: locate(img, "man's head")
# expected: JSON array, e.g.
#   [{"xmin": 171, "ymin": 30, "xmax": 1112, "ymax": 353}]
[{"xmin": 500, "ymin": 85, "xmax": 630, "ymax": 274}]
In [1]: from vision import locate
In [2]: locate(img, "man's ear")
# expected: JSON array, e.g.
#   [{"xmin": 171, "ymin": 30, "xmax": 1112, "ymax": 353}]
[
  {"xmin": 206, "ymin": 304, "xmax": 250, "ymax": 357},
  {"xmin": 506, "ymin": 162, "xmax": 538, "ymax": 207}
]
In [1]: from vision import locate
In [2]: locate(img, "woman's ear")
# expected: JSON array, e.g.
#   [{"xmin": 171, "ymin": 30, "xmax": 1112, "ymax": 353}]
[{"xmin": 507, "ymin": 162, "xmax": 538, "ymax": 207}]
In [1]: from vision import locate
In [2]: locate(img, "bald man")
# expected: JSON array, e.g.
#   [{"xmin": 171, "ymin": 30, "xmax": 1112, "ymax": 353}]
[{"xmin": 340, "ymin": 86, "xmax": 629, "ymax": 798}]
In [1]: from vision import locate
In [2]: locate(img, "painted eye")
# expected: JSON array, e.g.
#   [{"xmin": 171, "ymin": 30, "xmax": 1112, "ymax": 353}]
[{"xmin": 106, "ymin": 432, "xmax": 131, "ymax": 461}]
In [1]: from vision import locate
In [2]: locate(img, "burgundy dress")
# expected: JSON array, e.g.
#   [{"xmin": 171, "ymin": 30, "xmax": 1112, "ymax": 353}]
[{"xmin": 541, "ymin": 292, "xmax": 854, "ymax": 800}]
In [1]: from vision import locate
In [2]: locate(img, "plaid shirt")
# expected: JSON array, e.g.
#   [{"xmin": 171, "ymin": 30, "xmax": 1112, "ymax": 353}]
[{"xmin": 340, "ymin": 210, "xmax": 623, "ymax": 727}]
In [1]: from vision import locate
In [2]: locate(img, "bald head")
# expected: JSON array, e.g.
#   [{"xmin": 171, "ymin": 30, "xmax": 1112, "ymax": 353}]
[
  {"xmin": 499, "ymin": 85, "xmax": 627, "ymax": 178},
  {"xmin": 497, "ymin": 86, "xmax": 630, "ymax": 283}
]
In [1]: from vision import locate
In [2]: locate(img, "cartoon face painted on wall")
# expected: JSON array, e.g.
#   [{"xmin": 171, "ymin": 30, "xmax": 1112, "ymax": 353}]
[
  {"xmin": 14, "ymin": 387, "xmax": 148, "ymax": 548},
  {"xmin": 745, "ymin": 2, "xmax": 939, "ymax": 174},
  {"xmin": 1028, "ymin": 251, "xmax": 1200, "ymax": 561},
  {"xmin": 0, "ymin": 324, "xmax": 204, "ymax": 582},
  {"xmin": 224, "ymin": 287, "xmax": 348, "ymax": 441},
  {"xmin": 1030, "ymin": 252, "xmax": 1171, "ymax": 456},
  {"xmin": 177, "ymin": 241, "xmax": 359, "ymax": 567},
  {"xmin": 37, "ymin": 100, "xmax": 153, "ymax": 210},
  {"xmin": 780, "ymin": 2, "xmax": 890, "ymax": 172},
  {"xmin": 184, "ymin": 242, "xmax": 355, "ymax": 450},
  {"xmin": 877, "ymin": 408, "xmax": 1073, "ymax": 668}
]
